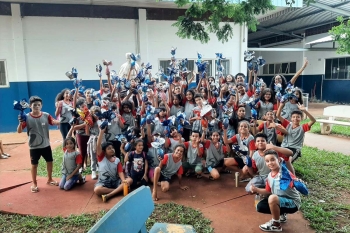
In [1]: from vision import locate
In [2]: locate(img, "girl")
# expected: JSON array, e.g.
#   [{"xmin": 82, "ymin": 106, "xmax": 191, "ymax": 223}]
[
  {"xmin": 87, "ymin": 106, "xmax": 102, "ymax": 180},
  {"xmin": 84, "ymin": 89, "xmax": 94, "ymax": 109},
  {"xmin": 152, "ymin": 144, "xmax": 189, "ymax": 201},
  {"xmin": 125, "ymin": 139, "xmax": 148, "ymax": 189},
  {"xmin": 223, "ymin": 120, "xmax": 256, "ymax": 181},
  {"xmin": 229, "ymin": 106, "xmax": 250, "ymax": 135},
  {"xmin": 255, "ymin": 88, "xmax": 277, "ymax": 120},
  {"xmin": 164, "ymin": 127, "xmax": 185, "ymax": 153},
  {"xmin": 55, "ymin": 89, "xmax": 74, "ymax": 144},
  {"xmin": 202, "ymin": 129, "xmax": 236, "ymax": 180},
  {"xmin": 59, "ymin": 136, "xmax": 84, "ymax": 191},
  {"xmin": 250, "ymin": 150, "xmax": 301, "ymax": 232},
  {"xmin": 182, "ymin": 89, "xmax": 196, "ymax": 141},
  {"xmin": 94, "ymin": 127, "xmax": 133, "ymax": 203},
  {"xmin": 168, "ymin": 93, "xmax": 184, "ymax": 117},
  {"xmin": 281, "ymin": 88, "xmax": 303, "ymax": 121}
]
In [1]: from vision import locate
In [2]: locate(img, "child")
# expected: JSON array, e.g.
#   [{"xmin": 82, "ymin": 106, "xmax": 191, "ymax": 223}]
[
  {"xmin": 280, "ymin": 88, "xmax": 303, "ymax": 121},
  {"xmin": 223, "ymin": 120, "xmax": 255, "ymax": 181},
  {"xmin": 164, "ymin": 127, "xmax": 185, "ymax": 153},
  {"xmin": 17, "ymin": 96, "xmax": 60, "ymax": 193},
  {"xmin": 87, "ymin": 106, "xmax": 102, "ymax": 180},
  {"xmin": 125, "ymin": 139, "xmax": 148, "ymax": 189},
  {"xmin": 189, "ymin": 94, "xmax": 204, "ymax": 134},
  {"xmin": 236, "ymin": 82, "xmax": 253, "ymax": 119},
  {"xmin": 250, "ymin": 150, "xmax": 301, "ymax": 232},
  {"xmin": 257, "ymin": 110, "xmax": 287, "ymax": 145},
  {"xmin": 277, "ymin": 102, "xmax": 316, "ymax": 174},
  {"xmin": 0, "ymin": 139, "xmax": 10, "ymax": 159},
  {"xmin": 59, "ymin": 136, "xmax": 84, "ymax": 191},
  {"xmin": 55, "ymin": 89, "xmax": 74, "ymax": 144},
  {"xmin": 152, "ymin": 144, "xmax": 189, "ymax": 201},
  {"xmin": 94, "ymin": 127, "xmax": 133, "ymax": 203},
  {"xmin": 168, "ymin": 93, "xmax": 184, "ymax": 117},
  {"xmin": 183, "ymin": 131, "xmax": 204, "ymax": 178},
  {"xmin": 255, "ymin": 88, "xmax": 277, "ymax": 120},
  {"xmin": 245, "ymin": 133, "xmax": 292, "ymax": 193}
]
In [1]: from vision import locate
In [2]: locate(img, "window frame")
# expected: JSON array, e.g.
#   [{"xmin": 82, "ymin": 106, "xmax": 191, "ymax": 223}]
[
  {"xmin": 0, "ymin": 60, "xmax": 9, "ymax": 88},
  {"xmin": 324, "ymin": 56, "xmax": 350, "ymax": 80},
  {"xmin": 260, "ymin": 61, "xmax": 297, "ymax": 76}
]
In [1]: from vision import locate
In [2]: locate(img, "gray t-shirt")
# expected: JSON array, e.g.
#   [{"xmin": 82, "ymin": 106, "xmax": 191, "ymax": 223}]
[
  {"xmin": 24, "ymin": 112, "xmax": 52, "ymax": 149},
  {"xmin": 59, "ymin": 101, "xmax": 73, "ymax": 123}
]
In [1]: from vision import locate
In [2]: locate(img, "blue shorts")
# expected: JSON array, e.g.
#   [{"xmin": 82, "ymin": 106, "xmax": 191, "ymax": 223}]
[{"xmin": 256, "ymin": 197, "xmax": 298, "ymax": 215}]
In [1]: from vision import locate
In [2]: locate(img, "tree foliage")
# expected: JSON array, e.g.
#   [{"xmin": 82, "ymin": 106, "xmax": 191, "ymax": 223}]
[
  {"xmin": 159, "ymin": 0, "xmax": 316, "ymax": 43},
  {"xmin": 329, "ymin": 16, "xmax": 350, "ymax": 55}
]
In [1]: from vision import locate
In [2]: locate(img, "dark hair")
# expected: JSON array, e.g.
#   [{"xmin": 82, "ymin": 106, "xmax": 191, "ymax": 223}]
[
  {"xmin": 291, "ymin": 110, "xmax": 303, "ymax": 117},
  {"xmin": 186, "ymin": 89, "xmax": 195, "ymax": 99},
  {"xmin": 173, "ymin": 94, "xmax": 182, "ymax": 102},
  {"xmin": 269, "ymin": 74, "xmax": 287, "ymax": 93},
  {"xmin": 76, "ymin": 97, "xmax": 86, "ymax": 108},
  {"xmin": 236, "ymin": 82, "xmax": 245, "ymax": 88},
  {"xmin": 265, "ymin": 110, "xmax": 274, "ymax": 115},
  {"xmin": 101, "ymin": 142, "xmax": 114, "ymax": 152},
  {"xmin": 191, "ymin": 130, "xmax": 201, "ymax": 136},
  {"xmin": 174, "ymin": 76, "xmax": 181, "ymax": 82},
  {"xmin": 173, "ymin": 144, "xmax": 186, "ymax": 153},
  {"xmin": 194, "ymin": 93, "xmax": 203, "ymax": 100},
  {"xmin": 64, "ymin": 136, "xmax": 76, "ymax": 147},
  {"xmin": 295, "ymin": 88, "xmax": 303, "ymax": 104},
  {"xmin": 133, "ymin": 139, "xmax": 144, "ymax": 148},
  {"xmin": 121, "ymin": 101, "xmax": 132, "ymax": 109},
  {"xmin": 170, "ymin": 126, "xmax": 177, "ymax": 132},
  {"xmin": 29, "ymin": 96, "xmax": 42, "ymax": 105},
  {"xmin": 235, "ymin": 73, "xmax": 246, "ymax": 80},
  {"xmin": 260, "ymin": 88, "xmax": 275, "ymax": 104},
  {"xmin": 211, "ymin": 130, "xmax": 220, "ymax": 136},
  {"xmin": 254, "ymin": 133, "xmax": 267, "ymax": 141},
  {"xmin": 264, "ymin": 149, "xmax": 279, "ymax": 158},
  {"xmin": 133, "ymin": 127, "xmax": 141, "ymax": 137},
  {"xmin": 55, "ymin": 89, "xmax": 70, "ymax": 102}
]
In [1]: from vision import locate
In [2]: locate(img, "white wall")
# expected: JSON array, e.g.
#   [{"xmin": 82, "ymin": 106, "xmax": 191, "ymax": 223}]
[
  {"xmin": 0, "ymin": 16, "xmax": 15, "ymax": 85},
  {"xmin": 146, "ymin": 20, "xmax": 243, "ymax": 75},
  {"xmin": 22, "ymin": 17, "xmax": 137, "ymax": 82},
  {"xmin": 258, "ymin": 33, "xmax": 349, "ymax": 75}
]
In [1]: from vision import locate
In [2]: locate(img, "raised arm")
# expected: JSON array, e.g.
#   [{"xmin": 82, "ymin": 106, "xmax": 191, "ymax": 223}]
[
  {"xmin": 276, "ymin": 102, "xmax": 285, "ymax": 123},
  {"xmin": 290, "ymin": 59, "xmax": 308, "ymax": 85},
  {"xmin": 298, "ymin": 103, "xmax": 316, "ymax": 127},
  {"xmin": 96, "ymin": 127, "xmax": 106, "ymax": 156}
]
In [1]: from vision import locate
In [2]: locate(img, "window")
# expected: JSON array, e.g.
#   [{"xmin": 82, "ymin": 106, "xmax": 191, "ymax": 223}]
[
  {"xmin": 159, "ymin": 59, "xmax": 229, "ymax": 81},
  {"xmin": 0, "ymin": 61, "xmax": 8, "ymax": 87},
  {"xmin": 262, "ymin": 61, "xmax": 297, "ymax": 75},
  {"xmin": 325, "ymin": 57, "xmax": 350, "ymax": 80}
]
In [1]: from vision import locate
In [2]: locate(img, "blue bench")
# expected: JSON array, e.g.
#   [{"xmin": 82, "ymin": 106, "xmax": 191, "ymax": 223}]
[{"xmin": 88, "ymin": 186, "xmax": 196, "ymax": 233}]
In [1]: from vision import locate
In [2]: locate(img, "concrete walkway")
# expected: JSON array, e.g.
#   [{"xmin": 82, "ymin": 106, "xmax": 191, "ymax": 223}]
[{"xmin": 304, "ymin": 133, "xmax": 350, "ymax": 155}]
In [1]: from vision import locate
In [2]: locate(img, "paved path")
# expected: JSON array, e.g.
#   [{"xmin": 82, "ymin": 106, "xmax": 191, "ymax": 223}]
[{"xmin": 304, "ymin": 133, "xmax": 350, "ymax": 155}]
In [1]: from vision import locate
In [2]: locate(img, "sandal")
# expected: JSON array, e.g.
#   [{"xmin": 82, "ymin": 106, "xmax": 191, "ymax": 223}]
[
  {"xmin": 220, "ymin": 170, "xmax": 232, "ymax": 174},
  {"xmin": 3, "ymin": 153, "xmax": 10, "ymax": 157},
  {"xmin": 31, "ymin": 186, "xmax": 39, "ymax": 193},
  {"xmin": 47, "ymin": 181, "xmax": 59, "ymax": 186}
]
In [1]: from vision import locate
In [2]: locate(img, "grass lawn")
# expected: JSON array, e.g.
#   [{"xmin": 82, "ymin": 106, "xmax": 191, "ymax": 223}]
[
  {"xmin": 295, "ymin": 146, "xmax": 350, "ymax": 233},
  {"xmin": 301, "ymin": 119, "xmax": 350, "ymax": 137},
  {"xmin": 0, "ymin": 203, "xmax": 213, "ymax": 233}
]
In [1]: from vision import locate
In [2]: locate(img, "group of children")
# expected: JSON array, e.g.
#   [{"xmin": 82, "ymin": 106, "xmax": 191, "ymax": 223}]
[{"xmin": 16, "ymin": 56, "xmax": 315, "ymax": 232}]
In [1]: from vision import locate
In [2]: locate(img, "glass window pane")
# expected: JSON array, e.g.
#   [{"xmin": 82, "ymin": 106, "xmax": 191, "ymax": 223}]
[
  {"xmin": 332, "ymin": 58, "xmax": 339, "ymax": 79},
  {"xmin": 289, "ymin": 62, "xmax": 296, "ymax": 73},
  {"xmin": 269, "ymin": 64, "xmax": 274, "ymax": 74},
  {"xmin": 159, "ymin": 60, "xmax": 171, "ymax": 81},
  {"xmin": 263, "ymin": 64, "xmax": 268, "ymax": 74},
  {"xmin": 325, "ymin": 58, "xmax": 332, "ymax": 79},
  {"xmin": 275, "ymin": 64, "xmax": 281, "ymax": 74},
  {"xmin": 281, "ymin": 63, "xmax": 288, "ymax": 74},
  {"xmin": 339, "ymin": 58, "xmax": 346, "ymax": 79},
  {"xmin": 346, "ymin": 57, "xmax": 350, "ymax": 79}
]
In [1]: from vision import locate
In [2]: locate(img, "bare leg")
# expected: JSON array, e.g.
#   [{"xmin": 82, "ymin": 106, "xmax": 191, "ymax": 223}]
[
  {"xmin": 152, "ymin": 167, "xmax": 161, "ymax": 201},
  {"xmin": 268, "ymin": 194, "xmax": 281, "ymax": 221},
  {"xmin": 46, "ymin": 162, "xmax": 57, "ymax": 184},
  {"xmin": 94, "ymin": 177, "xmax": 133, "ymax": 201},
  {"xmin": 31, "ymin": 164, "xmax": 38, "ymax": 187},
  {"xmin": 209, "ymin": 168, "xmax": 220, "ymax": 180},
  {"xmin": 160, "ymin": 181, "xmax": 170, "ymax": 192},
  {"xmin": 0, "ymin": 140, "xmax": 4, "ymax": 154},
  {"xmin": 286, "ymin": 159, "xmax": 295, "ymax": 175}
]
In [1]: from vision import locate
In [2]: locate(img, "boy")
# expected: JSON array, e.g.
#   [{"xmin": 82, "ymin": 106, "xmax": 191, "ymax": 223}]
[
  {"xmin": 152, "ymin": 144, "xmax": 189, "ymax": 201},
  {"xmin": 236, "ymin": 82, "xmax": 253, "ymax": 119},
  {"xmin": 245, "ymin": 133, "xmax": 292, "ymax": 193},
  {"xmin": 17, "ymin": 96, "xmax": 60, "ymax": 193},
  {"xmin": 276, "ymin": 102, "xmax": 316, "ymax": 174},
  {"xmin": 183, "ymin": 131, "xmax": 204, "ymax": 178},
  {"xmin": 189, "ymin": 94, "xmax": 204, "ymax": 134},
  {"xmin": 250, "ymin": 150, "xmax": 301, "ymax": 232}
]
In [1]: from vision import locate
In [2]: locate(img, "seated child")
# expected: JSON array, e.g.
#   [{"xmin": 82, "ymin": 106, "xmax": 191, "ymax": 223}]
[
  {"xmin": 59, "ymin": 136, "xmax": 85, "ymax": 191},
  {"xmin": 245, "ymin": 133, "xmax": 292, "ymax": 193},
  {"xmin": 250, "ymin": 150, "xmax": 302, "ymax": 232},
  {"xmin": 94, "ymin": 127, "xmax": 133, "ymax": 203},
  {"xmin": 152, "ymin": 145, "xmax": 189, "ymax": 201},
  {"xmin": 277, "ymin": 102, "xmax": 316, "ymax": 174},
  {"xmin": 164, "ymin": 127, "xmax": 185, "ymax": 153},
  {"xmin": 257, "ymin": 110, "xmax": 287, "ymax": 145},
  {"xmin": 125, "ymin": 139, "xmax": 148, "ymax": 189},
  {"xmin": 182, "ymin": 131, "xmax": 204, "ymax": 178}
]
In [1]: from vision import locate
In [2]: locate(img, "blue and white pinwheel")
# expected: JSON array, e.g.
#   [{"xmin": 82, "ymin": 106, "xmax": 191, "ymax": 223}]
[
  {"xmin": 13, "ymin": 98, "xmax": 30, "ymax": 122},
  {"xmin": 280, "ymin": 160, "xmax": 308, "ymax": 195}
]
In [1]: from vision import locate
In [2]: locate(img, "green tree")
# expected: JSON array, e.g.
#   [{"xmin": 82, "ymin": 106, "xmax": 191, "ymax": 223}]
[
  {"xmin": 329, "ymin": 16, "xmax": 350, "ymax": 55},
  {"xmin": 161, "ymin": 0, "xmax": 315, "ymax": 43}
]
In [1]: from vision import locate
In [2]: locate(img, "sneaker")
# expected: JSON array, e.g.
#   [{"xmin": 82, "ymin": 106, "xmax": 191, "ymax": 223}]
[
  {"xmin": 0, "ymin": 154, "xmax": 8, "ymax": 159},
  {"xmin": 92, "ymin": 171, "xmax": 97, "ymax": 180},
  {"xmin": 239, "ymin": 178, "xmax": 251, "ymax": 183},
  {"xmin": 259, "ymin": 220, "xmax": 282, "ymax": 232},
  {"xmin": 280, "ymin": 213, "xmax": 287, "ymax": 223}
]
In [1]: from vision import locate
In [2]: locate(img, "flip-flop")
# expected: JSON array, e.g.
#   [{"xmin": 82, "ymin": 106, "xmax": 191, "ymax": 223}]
[
  {"xmin": 31, "ymin": 186, "xmax": 39, "ymax": 193},
  {"xmin": 47, "ymin": 181, "xmax": 59, "ymax": 186}
]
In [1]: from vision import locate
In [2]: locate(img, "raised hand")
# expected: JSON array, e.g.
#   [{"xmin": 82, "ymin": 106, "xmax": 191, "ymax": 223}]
[{"xmin": 297, "ymin": 103, "xmax": 306, "ymax": 111}]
